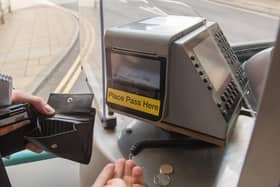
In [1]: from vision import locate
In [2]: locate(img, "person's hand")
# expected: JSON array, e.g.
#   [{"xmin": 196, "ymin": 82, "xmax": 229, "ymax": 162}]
[
  {"xmin": 92, "ymin": 159, "xmax": 144, "ymax": 187},
  {"xmin": 12, "ymin": 90, "xmax": 55, "ymax": 115},
  {"xmin": 12, "ymin": 90, "xmax": 55, "ymax": 153}
]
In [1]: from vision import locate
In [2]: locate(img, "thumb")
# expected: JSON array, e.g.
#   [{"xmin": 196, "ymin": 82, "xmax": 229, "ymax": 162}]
[
  {"xmin": 31, "ymin": 97, "xmax": 55, "ymax": 116},
  {"xmin": 12, "ymin": 90, "xmax": 55, "ymax": 116}
]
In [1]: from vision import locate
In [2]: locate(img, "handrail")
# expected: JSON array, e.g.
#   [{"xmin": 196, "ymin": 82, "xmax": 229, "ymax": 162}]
[{"xmin": 2, "ymin": 150, "xmax": 55, "ymax": 166}]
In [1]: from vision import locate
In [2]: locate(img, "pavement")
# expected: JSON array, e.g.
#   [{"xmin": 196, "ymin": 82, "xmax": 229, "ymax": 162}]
[
  {"xmin": 211, "ymin": 0, "xmax": 280, "ymax": 17},
  {"xmin": 0, "ymin": 3, "xmax": 79, "ymax": 93}
]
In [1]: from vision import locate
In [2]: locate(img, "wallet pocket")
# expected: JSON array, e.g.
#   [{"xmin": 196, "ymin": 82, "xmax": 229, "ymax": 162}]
[{"xmin": 25, "ymin": 111, "xmax": 95, "ymax": 164}]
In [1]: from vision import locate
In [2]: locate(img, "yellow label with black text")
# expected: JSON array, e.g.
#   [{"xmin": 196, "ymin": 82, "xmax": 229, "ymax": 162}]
[{"xmin": 107, "ymin": 88, "xmax": 160, "ymax": 116}]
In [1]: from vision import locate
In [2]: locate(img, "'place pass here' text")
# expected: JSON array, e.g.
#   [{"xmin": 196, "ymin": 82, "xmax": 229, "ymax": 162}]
[{"xmin": 107, "ymin": 88, "xmax": 160, "ymax": 116}]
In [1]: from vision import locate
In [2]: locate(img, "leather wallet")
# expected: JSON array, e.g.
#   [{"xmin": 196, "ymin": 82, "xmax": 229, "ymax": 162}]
[{"xmin": 0, "ymin": 93, "xmax": 96, "ymax": 164}]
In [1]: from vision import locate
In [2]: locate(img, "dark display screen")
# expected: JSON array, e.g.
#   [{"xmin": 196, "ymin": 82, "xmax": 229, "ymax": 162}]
[
  {"xmin": 111, "ymin": 52, "xmax": 161, "ymax": 90},
  {"xmin": 193, "ymin": 36, "xmax": 231, "ymax": 92}
]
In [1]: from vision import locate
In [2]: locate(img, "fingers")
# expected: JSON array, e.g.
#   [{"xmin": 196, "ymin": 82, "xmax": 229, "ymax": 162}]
[
  {"xmin": 114, "ymin": 158, "xmax": 126, "ymax": 178},
  {"xmin": 124, "ymin": 160, "xmax": 135, "ymax": 176},
  {"xmin": 132, "ymin": 184, "xmax": 144, "ymax": 187},
  {"xmin": 106, "ymin": 178, "xmax": 126, "ymax": 186},
  {"xmin": 132, "ymin": 166, "xmax": 144, "ymax": 185},
  {"xmin": 91, "ymin": 159, "xmax": 144, "ymax": 187},
  {"xmin": 123, "ymin": 161, "xmax": 144, "ymax": 186},
  {"xmin": 26, "ymin": 143, "xmax": 43, "ymax": 153},
  {"xmin": 123, "ymin": 160, "xmax": 136, "ymax": 186},
  {"xmin": 92, "ymin": 163, "xmax": 115, "ymax": 187},
  {"xmin": 12, "ymin": 90, "xmax": 55, "ymax": 116}
]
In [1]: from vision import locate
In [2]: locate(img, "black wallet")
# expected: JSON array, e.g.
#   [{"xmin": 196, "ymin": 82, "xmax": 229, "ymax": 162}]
[{"xmin": 0, "ymin": 93, "xmax": 96, "ymax": 164}]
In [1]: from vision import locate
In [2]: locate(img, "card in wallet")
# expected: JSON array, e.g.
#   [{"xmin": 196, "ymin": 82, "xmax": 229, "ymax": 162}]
[
  {"xmin": 0, "ymin": 103, "xmax": 36, "ymax": 156},
  {"xmin": 25, "ymin": 93, "xmax": 96, "ymax": 164}
]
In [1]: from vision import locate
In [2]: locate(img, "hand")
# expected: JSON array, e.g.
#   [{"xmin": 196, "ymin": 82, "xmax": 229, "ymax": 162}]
[
  {"xmin": 12, "ymin": 90, "xmax": 55, "ymax": 115},
  {"xmin": 12, "ymin": 90, "xmax": 55, "ymax": 153},
  {"xmin": 92, "ymin": 159, "xmax": 144, "ymax": 187}
]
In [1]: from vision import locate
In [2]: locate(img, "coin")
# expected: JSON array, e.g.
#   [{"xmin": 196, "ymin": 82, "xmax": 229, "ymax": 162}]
[
  {"xmin": 160, "ymin": 164, "xmax": 174, "ymax": 175},
  {"xmin": 153, "ymin": 174, "xmax": 171, "ymax": 186}
]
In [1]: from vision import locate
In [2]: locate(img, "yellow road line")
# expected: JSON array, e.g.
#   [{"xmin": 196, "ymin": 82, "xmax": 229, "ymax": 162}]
[
  {"xmin": 62, "ymin": 65, "xmax": 82, "ymax": 93},
  {"xmin": 54, "ymin": 55, "xmax": 81, "ymax": 93}
]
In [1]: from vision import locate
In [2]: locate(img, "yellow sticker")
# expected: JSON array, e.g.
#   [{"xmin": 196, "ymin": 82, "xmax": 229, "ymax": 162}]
[{"xmin": 107, "ymin": 88, "xmax": 161, "ymax": 116}]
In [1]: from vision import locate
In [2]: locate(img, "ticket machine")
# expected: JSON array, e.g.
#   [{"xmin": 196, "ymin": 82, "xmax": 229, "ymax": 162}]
[{"xmin": 105, "ymin": 16, "xmax": 255, "ymax": 146}]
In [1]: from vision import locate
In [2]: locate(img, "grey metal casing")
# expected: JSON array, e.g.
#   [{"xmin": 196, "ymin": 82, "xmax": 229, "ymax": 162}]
[
  {"xmin": 105, "ymin": 16, "xmax": 241, "ymax": 142},
  {"xmin": 164, "ymin": 32, "xmax": 226, "ymax": 139},
  {"xmin": 105, "ymin": 16, "xmax": 205, "ymax": 56},
  {"xmin": 105, "ymin": 16, "xmax": 206, "ymax": 123}
]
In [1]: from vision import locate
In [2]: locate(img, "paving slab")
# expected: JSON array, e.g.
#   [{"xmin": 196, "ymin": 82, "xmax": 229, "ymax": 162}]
[{"xmin": 0, "ymin": 4, "xmax": 79, "ymax": 92}]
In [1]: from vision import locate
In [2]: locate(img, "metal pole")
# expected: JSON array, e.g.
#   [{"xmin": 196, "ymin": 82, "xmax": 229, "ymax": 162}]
[
  {"xmin": 0, "ymin": 0, "xmax": 5, "ymax": 24},
  {"xmin": 99, "ymin": 0, "xmax": 106, "ymax": 120},
  {"xmin": 99, "ymin": 0, "xmax": 116, "ymax": 129}
]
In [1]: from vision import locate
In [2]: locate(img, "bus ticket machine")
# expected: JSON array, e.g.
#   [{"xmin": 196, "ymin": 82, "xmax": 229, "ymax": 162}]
[{"xmin": 105, "ymin": 16, "xmax": 255, "ymax": 146}]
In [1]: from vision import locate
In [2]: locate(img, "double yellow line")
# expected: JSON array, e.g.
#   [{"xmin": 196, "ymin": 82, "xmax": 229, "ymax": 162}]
[{"xmin": 54, "ymin": 55, "xmax": 82, "ymax": 93}]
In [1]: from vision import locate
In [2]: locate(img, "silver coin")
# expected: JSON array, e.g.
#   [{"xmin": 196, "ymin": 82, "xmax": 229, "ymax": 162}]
[{"xmin": 153, "ymin": 174, "xmax": 171, "ymax": 186}]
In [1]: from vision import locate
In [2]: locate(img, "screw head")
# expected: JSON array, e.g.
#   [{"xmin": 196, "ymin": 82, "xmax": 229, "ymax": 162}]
[{"xmin": 67, "ymin": 97, "xmax": 73, "ymax": 103}]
